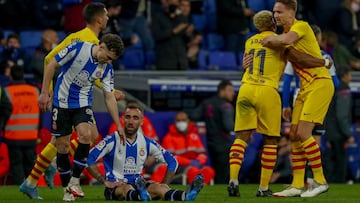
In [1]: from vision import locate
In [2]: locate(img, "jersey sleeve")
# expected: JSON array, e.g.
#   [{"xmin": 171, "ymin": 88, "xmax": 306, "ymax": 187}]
[
  {"xmin": 290, "ymin": 21, "xmax": 307, "ymax": 39},
  {"xmin": 54, "ymin": 42, "xmax": 79, "ymax": 66},
  {"xmin": 87, "ymin": 134, "xmax": 115, "ymax": 166},
  {"xmin": 101, "ymin": 66, "xmax": 114, "ymax": 92},
  {"xmin": 149, "ymin": 139, "xmax": 178, "ymax": 172}
]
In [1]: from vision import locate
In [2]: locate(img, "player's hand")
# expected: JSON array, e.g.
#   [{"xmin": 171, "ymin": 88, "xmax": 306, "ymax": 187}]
[
  {"xmin": 261, "ymin": 35, "xmax": 275, "ymax": 47},
  {"xmin": 282, "ymin": 107, "xmax": 292, "ymax": 122},
  {"xmin": 117, "ymin": 126, "xmax": 126, "ymax": 145},
  {"xmin": 39, "ymin": 92, "xmax": 51, "ymax": 111},
  {"xmin": 242, "ymin": 53, "xmax": 253, "ymax": 69},
  {"xmin": 114, "ymin": 89, "xmax": 126, "ymax": 101}
]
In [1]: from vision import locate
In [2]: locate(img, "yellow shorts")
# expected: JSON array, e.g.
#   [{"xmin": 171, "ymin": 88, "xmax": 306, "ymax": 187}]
[
  {"xmin": 292, "ymin": 78, "xmax": 334, "ymax": 125},
  {"xmin": 234, "ymin": 83, "xmax": 281, "ymax": 136}
]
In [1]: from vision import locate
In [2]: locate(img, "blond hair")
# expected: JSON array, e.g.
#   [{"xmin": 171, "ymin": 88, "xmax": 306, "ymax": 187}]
[{"xmin": 253, "ymin": 10, "xmax": 274, "ymax": 32}]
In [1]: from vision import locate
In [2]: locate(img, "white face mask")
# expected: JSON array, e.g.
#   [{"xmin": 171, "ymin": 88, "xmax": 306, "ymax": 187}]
[
  {"xmin": 175, "ymin": 121, "xmax": 188, "ymax": 132},
  {"xmin": 351, "ymin": 2, "xmax": 360, "ymax": 12}
]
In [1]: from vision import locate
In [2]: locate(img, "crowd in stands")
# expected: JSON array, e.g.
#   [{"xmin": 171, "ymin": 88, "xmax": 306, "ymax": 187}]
[{"xmin": 0, "ymin": 0, "xmax": 360, "ymax": 73}]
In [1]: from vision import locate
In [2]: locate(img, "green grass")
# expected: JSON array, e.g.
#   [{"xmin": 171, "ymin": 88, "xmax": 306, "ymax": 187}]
[{"xmin": 1, "ymin": 184, "xmax": 360, "ymax": 203}]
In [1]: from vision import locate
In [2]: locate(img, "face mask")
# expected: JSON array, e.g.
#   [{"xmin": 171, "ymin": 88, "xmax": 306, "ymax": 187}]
[
  {"xmin": 351, "ymin": 2, "xmax": 360, "ymax": 12},
  {"xmin": 175, "ymin": 121, "xmax": 188, "ymax": 132}
]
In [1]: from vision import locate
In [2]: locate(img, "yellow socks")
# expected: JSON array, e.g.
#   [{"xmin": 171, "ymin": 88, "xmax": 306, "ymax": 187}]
[
  {"xmin": 302, "ymin": 136, "xmax": 326, "ymax": 184},
  {"xmin": 229, "ymin": 139, "xmax": 247, "ymax": 182},
  {"xmin": 291, "ymin": 141, "xmax": 306, "ymax": 188},
  {"xmin": 259, "ymin": 145, "xmax": 277, "ymax": 190},
  {"xmin": 27, "ymin": 143, "xmax": 57, "ymax": 187}
]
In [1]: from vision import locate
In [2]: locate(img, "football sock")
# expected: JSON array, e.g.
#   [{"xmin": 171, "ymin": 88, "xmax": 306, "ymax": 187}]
[
  {"xmin": 291, "ymin": 141, "xmax": 307, "ymax": 188},
  {"xmin": 259, "ymin": 145, "xmax": 277, "ymax": 190},
  {"xmin": 229, "ymin": 138, "xmax": 247, "ymax": 183},
  {"xmin": 126, "ymin": 189, "xmax": 141, "ymax": 201},
  {"xmin": 27, "ymin": 143, "xmax": 57, "ymax": 187},
  {"xmin": 302, "ymin": 136, "xmax": 326, "ymax": 184},
  {"xmin": 165, "ymin": 189, "xmax": 185, "ymax": 201},
  {"xmin": 72, "ymin": 143, "xmax": 90, "ymax": 178},
  {"xmin": 57, "ymin": 153, "xmax": 71, "ymax": 187}
]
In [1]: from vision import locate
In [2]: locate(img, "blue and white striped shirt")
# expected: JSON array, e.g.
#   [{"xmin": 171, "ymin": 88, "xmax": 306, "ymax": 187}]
[
  {"xmin": 53, "ymin": 42, "xmax": 114, "ymax": 108},
  {"xmin": 88, "ymin": 131, "xmax": 178, "ymax": 185}
]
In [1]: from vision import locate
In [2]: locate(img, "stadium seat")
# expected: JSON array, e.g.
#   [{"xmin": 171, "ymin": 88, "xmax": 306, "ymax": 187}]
[
  {"xmin": 20, "ymin": 30, "xmax": 42, "ymax": 50},
  {"xmin": 57, "ymin": 31, "xmax": 67, "ymax": 41},
  {"xmin": 208, "ymin": 51, "xmax": 239, "ymax": 70},
  {"xmin": 204, "ymin": 33, "xmax": 224, "ymax": 51},
  {"xmin": 203, "ymin": 0, "xmax": 217, "ymax": 32},
  {"xmin": 192, "ymin": 14, "xmax": 206, "ymax": 32},
  {"xmin": 118, "ymin": 49, "xmax": 145, "ymax": 70},
  {"xmin": 198, "ymin": 50, "xmax": 208, "ymax": 70}
]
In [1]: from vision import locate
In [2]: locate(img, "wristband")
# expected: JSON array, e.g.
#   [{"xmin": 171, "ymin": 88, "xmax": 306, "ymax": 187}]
[{"xmin": 324, "ymin": 58, "xmax": 330, "ymax": 67}]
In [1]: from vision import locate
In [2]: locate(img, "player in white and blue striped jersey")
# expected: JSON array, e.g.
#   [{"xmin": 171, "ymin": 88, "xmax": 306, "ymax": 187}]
[
  {"xmin": 87, "ymin": 101, "xmax": 204, "ymax": 201},
  {"xmin": 39, "ymin": 33, "xmax": 125, "ymax": 201}
]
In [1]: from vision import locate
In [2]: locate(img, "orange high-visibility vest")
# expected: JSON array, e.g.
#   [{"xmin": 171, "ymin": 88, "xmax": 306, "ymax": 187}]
[{"xmin": 4, "ymin": 84, "xmax": 40, "ymax": 141}]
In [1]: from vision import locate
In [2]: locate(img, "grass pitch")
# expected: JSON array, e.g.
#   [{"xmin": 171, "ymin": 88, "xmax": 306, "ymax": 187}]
[{"xmin": 1, "ymin": 184, "xmax": 360, "ymax": 203}]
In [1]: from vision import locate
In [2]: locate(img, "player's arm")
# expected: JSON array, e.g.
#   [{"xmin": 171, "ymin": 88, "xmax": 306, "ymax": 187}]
[
  {"xmin": 39, "ymin": 59, "xmax": 60, "ymax": 111},
  {"xmin": 95, "ymin": 79, "xmax": 126, "ymax": 101},
  {"xmin": 285, "ymin": 46, "xmax": 332, "ymax": 69},
  {"xmin": 104, "ymin": 90, "xmax": 123, "ymax": 131},
  {"xmin": 261, "ymin": 31, "xmax": 299, "ymax": 48}
]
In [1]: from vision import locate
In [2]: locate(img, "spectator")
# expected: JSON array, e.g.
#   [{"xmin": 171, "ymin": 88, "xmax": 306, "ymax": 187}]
[
  {"xmin": 32, "ymin": 0, "xmax": 64, "ymax": 30},
  {"xmin": 336, "ymin": 0, "xmax": 360, "ymax": 50},
  {"xmin": 160, "ymin": 111, "xmax": 215, "ymax": 185},
  {"xmin": 30, "ymin": 29, "xmax": 60, "ymax": 86},
  {"xmin": 216, "ymin": 0, "xmax": 254, "ymax": 53},
  {"xmin": 151, "ymin": 0, "xmax": 189, "ymax": 70},
  {"xmin": 190, "ymin": 80, "xmax": 235, "ymax": 184},
  {"xmin": 324, "ymin": 65, "xmax": 355, "ymax": 183},
  {"xmin": 323, "ymin": 31, "xmax": 360, "ymax": 71},
  {"xmin": 0, "ymin": 33, "xmax": 31, "ymax": 74},
  {"xmin": 117, "ymin": 0, "xmax": 154, "ymax": 51},
  {"xmin": 63, "ymin": 0, "xmax": 92, "ymax": 33},
  {"xmin": 3, "ymin": 65, "xmax": 40, "ymax": 185},
  {"xmin": 179, "ymin": 0, "xmax": 202, "ymax": 69},
  {"xmin": 0, "ymin": 60, "xmax": 13, "ymax": 87}
]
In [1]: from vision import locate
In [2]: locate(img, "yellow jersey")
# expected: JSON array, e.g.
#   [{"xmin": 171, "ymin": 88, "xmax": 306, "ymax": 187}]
[
  {"xmin": 44, "ymin": 27, "xmax": 100, "ymax": 90},
  {"xmin": 242, "ymin": 31, "xmax": 286, "ymax": 89},
  {"xmin": 289, "ymin": 20, "xmax": 331, "ymax": 88}
]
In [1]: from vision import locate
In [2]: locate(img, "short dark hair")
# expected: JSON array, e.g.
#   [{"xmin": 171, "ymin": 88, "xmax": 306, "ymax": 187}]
[
  {"xmin": 217, "ymin": 80, "xmax": 233, "ymax": 94},
  {"xmin": 10, "ymin": 65, "xmax": 24, "ymax": 81},
  {"xmin": 83, "ymin": 2, "xmax": 106, "ymax": 24},
  {"xmin": 125, "ymin": 100, "xmax": 144, "ymax": 114},
  {"xmin": 276, "ymin": 0, "xmax": 297, "ymax": 12},
  {"xmin": 310, "ymin": 24, "xmax": 321, "ymax": 36},
  {"xmin": 100, "ymin": 33, "xmax": 124, "ymax": 58},
  {"xmin": 336, "ymin": 65, "xmax": 351, "ymax": 79},
  {"xmin": 7, "ymin": 33, "xmax": 20, "ymax": 42}
]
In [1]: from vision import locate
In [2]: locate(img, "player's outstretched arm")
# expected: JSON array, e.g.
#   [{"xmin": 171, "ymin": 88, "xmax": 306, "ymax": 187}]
[
  {"xmin": 285, "ymin": 47, "xmax": 331, "ymax": 69},
  {"xmin": 95, "ymin": 79, "xmax": 126, "ymax": 101}
]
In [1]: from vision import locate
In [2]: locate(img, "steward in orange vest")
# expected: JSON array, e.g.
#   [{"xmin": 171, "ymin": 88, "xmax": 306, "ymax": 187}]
[{"xmin": 3, "ymin": 65, "xmax": 40, "ymax": 185}]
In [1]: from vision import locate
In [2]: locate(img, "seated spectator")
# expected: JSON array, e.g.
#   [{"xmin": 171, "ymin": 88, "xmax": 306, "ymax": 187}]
[
  {"xmin": 0, "ymin": 33, "xmax": 31, "ymax": 74},
  {"xmin": 159, "ymin": 111, "xmax": 215, "ymax": 185},
  {"xmin": 30, "ymin": 29, "xmax": 59, "ymax": 86},
  {"xmin": 179, "ymin": 0, "xmax": 202, "ymax": 69}
]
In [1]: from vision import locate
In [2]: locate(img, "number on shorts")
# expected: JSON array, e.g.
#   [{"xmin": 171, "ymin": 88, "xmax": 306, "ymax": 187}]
[{"xmin": 52, "ymin": 108, "xmax": 58, "ymax": 121}]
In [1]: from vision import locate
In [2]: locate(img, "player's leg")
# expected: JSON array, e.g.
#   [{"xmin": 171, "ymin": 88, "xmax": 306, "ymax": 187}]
[
  {"xmin": 109, "ymin": 182, "xmax": 143, "ymax": 201},
  {"xmin": 306, "ymin": 125, "xmax": 325, "ymax": 186},
  {"xmin": 256, "ymin": 86, "xmax": 281, "ymax": 197},
  {"xmin": 298, "ymin": 79, "xmax": 333, "ymax": 197},
  {"xmin": 228, "ymin": 84, "xmax": 256, "ymax": 197},
  {"xmin": 66, "ymin": 107, "xmax": 93, "ymax": 198}
]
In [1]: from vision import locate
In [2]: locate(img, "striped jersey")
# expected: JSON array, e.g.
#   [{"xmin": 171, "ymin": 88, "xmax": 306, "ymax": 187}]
[
  {"xmin": 88, "ymin": 131, "xmax": 178, "ymax": 185},
  {"xmin": 53, "ymin": 41, "xmax": 114, "ymax": 108}
]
